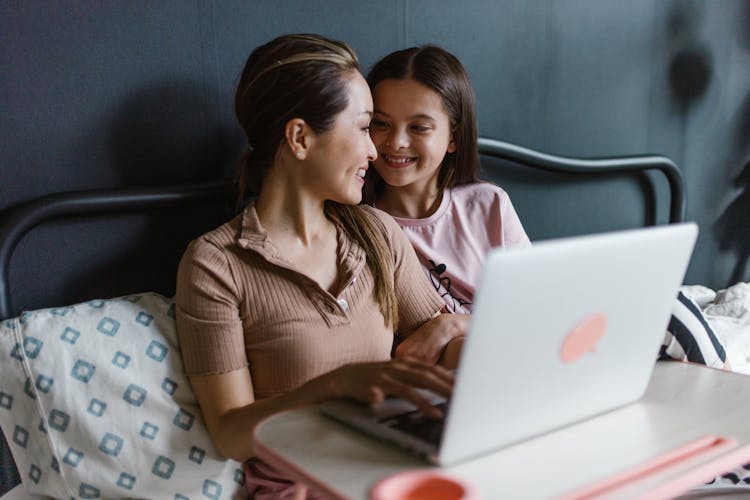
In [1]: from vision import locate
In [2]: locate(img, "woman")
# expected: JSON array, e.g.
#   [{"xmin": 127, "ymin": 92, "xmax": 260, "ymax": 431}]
[{"xmin": 175, "ymin": 34, "xmax": 454, "ymax": 498}]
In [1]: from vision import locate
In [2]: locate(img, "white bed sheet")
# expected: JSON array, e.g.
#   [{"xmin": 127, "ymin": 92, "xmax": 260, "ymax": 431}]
[{"xmin": 682, "ymin": 282, "xmax": 750, "ymax": 375}]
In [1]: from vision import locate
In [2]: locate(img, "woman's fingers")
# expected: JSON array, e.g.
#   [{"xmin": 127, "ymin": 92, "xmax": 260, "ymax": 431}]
[
  {"xmin": 392, "ymin": 357, "xmax": 455, "ymax": 391},
  {"xmin": 383, "ymin": 379, "xmax": 445, "ymax": 419},
  {"xmin": 365, "ymin": 385, "xmax": 386, "ymax": 406},
  {"xmin": 336, "ymin": 359, "xmax": 454, "ymax": 416}
]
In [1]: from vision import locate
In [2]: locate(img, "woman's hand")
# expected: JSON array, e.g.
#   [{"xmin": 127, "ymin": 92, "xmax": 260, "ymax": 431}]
[
  {"xmin": 394, "ymin": 313, "xmax": 470, "ymax": 365},
  {"xmin": 324, "ymin": 358, "xmax": 454, "ymax": 418},
  {"xmin": 190, "ymin": 358, "xmax": 453, "ymax": 461}
]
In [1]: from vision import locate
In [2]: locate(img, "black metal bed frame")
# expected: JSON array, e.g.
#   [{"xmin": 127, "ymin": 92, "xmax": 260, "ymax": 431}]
[{"xmin": 0, "ymin": 137, "xmax": 685, "ymax": 321}]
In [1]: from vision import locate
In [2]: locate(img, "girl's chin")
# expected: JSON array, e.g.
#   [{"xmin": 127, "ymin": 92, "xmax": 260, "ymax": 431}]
[
  {"xmin": 377, "ymin": 173, "xmax": 412, "ymax": 188},
  {"xmin": 375, "ymin": 167, "xmax": 403, "ymax": 179}
]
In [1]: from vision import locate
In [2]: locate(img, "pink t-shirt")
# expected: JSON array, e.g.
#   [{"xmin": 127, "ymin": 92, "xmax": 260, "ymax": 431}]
[{"xmin": 386, "ymin": 182, "xmax": 531, "ymax": 313}]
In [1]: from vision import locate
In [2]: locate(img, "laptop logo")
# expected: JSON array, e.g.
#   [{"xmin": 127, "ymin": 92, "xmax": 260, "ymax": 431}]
[{"xmin": 560, "ymin": 313, "xmax": 607, "ymax": 363}]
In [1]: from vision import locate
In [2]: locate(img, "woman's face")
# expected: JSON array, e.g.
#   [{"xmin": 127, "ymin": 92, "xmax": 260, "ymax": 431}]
[
  {"xmin": 369, "ymin": 78, "xmax": 455, "ymax": 194},
  {"xmin": 304, "ymin": 71, "xmax": 377, "ymax": 205}
]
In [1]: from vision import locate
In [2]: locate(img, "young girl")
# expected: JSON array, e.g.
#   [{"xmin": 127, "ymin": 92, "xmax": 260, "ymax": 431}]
[
  {"xmin": 175, "ymin": 35, "xmax": 454, "ymax": 499},
  {"xmin": 363, "ymin": 45, "xmax": 728, "ymax": 370}
]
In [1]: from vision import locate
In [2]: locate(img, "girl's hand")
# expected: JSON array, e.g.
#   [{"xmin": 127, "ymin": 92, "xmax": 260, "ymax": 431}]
[
  {"xmin": 326, "ymin": 358, "xmax": 454, "ymax": 418},
  {"xmin": 394, "ymin": 313, "xmax": 470, "ymax": 365}
]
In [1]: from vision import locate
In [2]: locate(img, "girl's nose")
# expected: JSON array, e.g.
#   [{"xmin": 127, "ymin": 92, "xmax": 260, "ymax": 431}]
[{"xmin": 386, "ymin": 127, "xmax": 409, "ymax": 149}]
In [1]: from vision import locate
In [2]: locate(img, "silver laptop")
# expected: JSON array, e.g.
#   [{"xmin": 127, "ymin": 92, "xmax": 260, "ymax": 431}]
[{"xmin": 320, "ymin": 222, "xmax": 699, "ymax": 466}]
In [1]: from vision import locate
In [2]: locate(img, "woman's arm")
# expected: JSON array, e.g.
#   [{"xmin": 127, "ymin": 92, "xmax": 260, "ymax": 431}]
[{"xmin": 190, "ymin": 358, "xmax": 455, "ymax": 462}]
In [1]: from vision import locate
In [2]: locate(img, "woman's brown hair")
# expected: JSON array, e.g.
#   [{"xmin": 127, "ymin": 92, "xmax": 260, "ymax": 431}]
[
  {"xmin": 363, "ymin": 45, "xmax": 480, "ymax": 204},
  {"xmin": 235, "ymin": 34, "xmax": 398, "ymax": 328}
]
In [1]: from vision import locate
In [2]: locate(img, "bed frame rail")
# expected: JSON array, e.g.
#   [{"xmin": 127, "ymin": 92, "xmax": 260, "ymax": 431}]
[
  {"xmin": 477, "ymin": 137, "xmax": 685, "ymax": 224},
  {"xmin": 0, "ymin": 181, "xmax": 233, "ymax": 320},
  {"xmin": 0, "ymin": 138, "xmax": 685, "ymax": 321}
]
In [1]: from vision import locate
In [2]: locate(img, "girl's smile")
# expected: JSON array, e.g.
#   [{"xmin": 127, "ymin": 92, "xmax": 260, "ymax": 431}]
[{"xmin": 381, "ymin": 154, "xmax": 419, "ymax": 168}]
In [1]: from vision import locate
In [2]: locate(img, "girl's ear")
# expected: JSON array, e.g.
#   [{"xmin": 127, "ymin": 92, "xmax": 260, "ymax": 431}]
[
  {"xmin": 447, "ymin": 131, "xmax": 457, "ymax": 154},
  {"xmin": 284, "ymin": 118, "xmax": 310, "ymax": 160}
]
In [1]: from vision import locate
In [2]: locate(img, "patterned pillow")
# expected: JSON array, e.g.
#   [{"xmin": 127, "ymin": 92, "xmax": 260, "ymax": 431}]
[{"xmin": 0, "ymin": 293, "xmax": 246, "ymax": 499}]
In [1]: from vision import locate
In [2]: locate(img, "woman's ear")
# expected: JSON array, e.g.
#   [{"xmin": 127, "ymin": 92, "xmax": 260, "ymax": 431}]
[{"xmin": 284, "ymin": 118, "xmax": 310, "ymax": 160}]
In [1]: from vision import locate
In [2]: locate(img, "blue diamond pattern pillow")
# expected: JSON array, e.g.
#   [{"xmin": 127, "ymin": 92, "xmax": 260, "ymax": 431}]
[{"xmin": 0, "ymin": 293, "xmax": 246, "ymax": 499}]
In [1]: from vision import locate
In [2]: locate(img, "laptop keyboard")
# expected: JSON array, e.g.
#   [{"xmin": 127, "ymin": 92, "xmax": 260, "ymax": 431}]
[{"xmin": 380, "ymin": 402, "xmax": 449, "ymax": 447}]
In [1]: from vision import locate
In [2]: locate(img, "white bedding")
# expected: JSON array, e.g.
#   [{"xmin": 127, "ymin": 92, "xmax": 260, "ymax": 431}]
[{"xmin": 681, "ymin": 282, "xmax": 750, "ymax": 375}]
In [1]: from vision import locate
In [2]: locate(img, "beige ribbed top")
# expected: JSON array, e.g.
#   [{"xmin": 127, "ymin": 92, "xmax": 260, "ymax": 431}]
[{"xmin": 175, "ymin": 204, "xmax": 444, "ymax": 399}]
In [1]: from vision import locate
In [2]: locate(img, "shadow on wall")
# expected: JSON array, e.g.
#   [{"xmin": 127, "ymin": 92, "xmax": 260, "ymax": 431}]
[
  {"xmin": 667, "ymin": 0, "xmax": 712, "ymax": 110},
  {"xmin": 740, "ymin": 0, "xmax": 750, "ymax": 51},
  {"xmin": 665, "ymin": 0, "xmax": 714, "ymax": 201},
  {"xmin": 667, "ymin": 1, "xmax": 750, "ymax": 289},
  {"xmin": 715, "ymin": 159, "xmax": 750, "ymax": 286},
  {"xmin": 715, "ymin": 158, "xmax": 750, "ymax": 287},
  {"xmin": 62, "ymin": 79, "xmax": 241, "ymax": 302},
  {"xmin": 712, "ymin": 4, "xmax": 750, "ymax": 289}
]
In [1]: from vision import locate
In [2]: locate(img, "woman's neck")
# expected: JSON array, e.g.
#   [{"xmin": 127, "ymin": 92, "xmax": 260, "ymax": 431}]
[{"xmin": 255, "ymin": 170, "xmax": 332, "ymax": 247}]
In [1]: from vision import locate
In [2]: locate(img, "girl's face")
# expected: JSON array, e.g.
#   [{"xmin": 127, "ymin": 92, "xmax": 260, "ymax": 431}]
[{"xmin": 369, "ymin": 78, "xmax": 455, "ymax": 193}]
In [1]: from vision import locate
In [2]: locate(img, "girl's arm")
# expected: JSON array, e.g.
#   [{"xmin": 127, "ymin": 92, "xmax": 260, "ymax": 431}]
[
  {"xmin": 394, "ymin": 312, "xmax": 470, "ymax": 367},
  {"xmin": 189, "ymin": 358, "xmax": 454, "ymax": 462},
  {"xmin": 366, "ymin": 209, "xmax": 469, "ymax": 367}
]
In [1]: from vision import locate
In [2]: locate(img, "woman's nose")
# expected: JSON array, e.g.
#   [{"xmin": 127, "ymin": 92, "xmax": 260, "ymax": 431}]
[{"xmin": 367, "ymin": 133, "xmax": 377, "ymax": 161}]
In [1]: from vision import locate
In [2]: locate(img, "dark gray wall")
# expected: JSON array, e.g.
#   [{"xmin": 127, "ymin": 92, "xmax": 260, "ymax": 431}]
[{"xmin": 2, "ymin": 0, "xmax": 749, "ymax": 291}]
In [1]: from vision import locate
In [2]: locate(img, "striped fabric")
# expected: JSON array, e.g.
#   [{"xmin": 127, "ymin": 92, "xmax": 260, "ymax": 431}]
[{"xmin": 660, "ymin": 291, "xmax": 727, "ymax": 368}]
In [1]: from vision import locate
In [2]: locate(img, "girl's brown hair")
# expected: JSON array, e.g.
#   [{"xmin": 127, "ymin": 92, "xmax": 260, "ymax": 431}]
[
  {"xmin": 363, "ymin": 45, "xmax": 480, "ymax": 203},
  {"xmin": 235, "ymin": 34, "xmax": 397, "ymax": 328}
]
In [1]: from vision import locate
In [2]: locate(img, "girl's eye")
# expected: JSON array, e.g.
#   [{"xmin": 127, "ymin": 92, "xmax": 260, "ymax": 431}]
[
  {"xmin": 370, "ymin": 120, "xmax": 388, "ymax": 130},
  {"xmin": 411, "ymin": 124, "xmax": 431, "ymax": 133}
]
